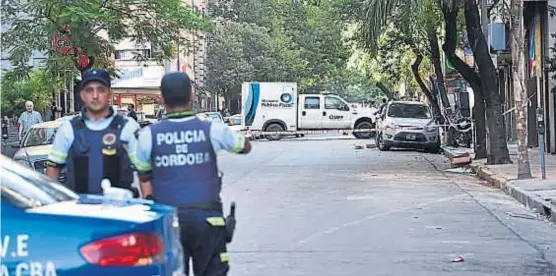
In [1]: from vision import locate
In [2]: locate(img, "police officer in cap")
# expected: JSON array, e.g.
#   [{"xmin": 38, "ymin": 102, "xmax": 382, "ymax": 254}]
[
  {"xmin": 130, "ymin": 72, "xmax": 252, "ymax": 276},
  {"xmin": 46, "ymin": 69, "xmax": 140, "ymax": 195}
]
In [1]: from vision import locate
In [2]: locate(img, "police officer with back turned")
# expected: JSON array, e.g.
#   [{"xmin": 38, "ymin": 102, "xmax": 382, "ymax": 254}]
[
  {"xmin": 46, "ymin": 69, "xmax": 140, "ymax": 195},
  {"xmin": 130, "ymin": 72, "xmax": 252, "ymax": 276}
]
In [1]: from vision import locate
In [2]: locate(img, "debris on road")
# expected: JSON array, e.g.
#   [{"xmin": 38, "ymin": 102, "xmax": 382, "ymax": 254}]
[
  {"xmin": 366, "ymin": 144, "xmax": 376, "ymax": 149},
  {"xmin": 354, "ymin": 145, "xmax": 364, "ymax": 149},
  {"xmin": 451, "ymin": 256, "xmax": 465, "ymax": 262},
  {"xmin": 449, "ymin": 152, "xmax": 472, "ymax": 168},
  {"xmin": 444, "ymin": 167, "xmax": 473, "ymax": 174},
  {"xmin": 506, "ymin": 212, "xmax": 538, "ymax": 220}
]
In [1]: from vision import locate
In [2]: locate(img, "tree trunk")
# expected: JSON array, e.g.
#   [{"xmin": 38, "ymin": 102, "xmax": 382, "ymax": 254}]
[
  {"xmin": 440, "ymin": 2, "xmax": 487, "ymax": 159},
  {"xmin": 410, "ymin": 50, "xmax": 443, "ymax": 124},
  {"xmin": 411, "ymin": 51, "xmax": 443, "ymax": 123},
  {"xmin": 427, "ymin": 26, "xmax": 451, "ymax": 113},
  {"xmin": 510, "ymin": 0, "xmax": 531, "ymax": 178},
  {"xmin": 464, "ymin": 0, "xmax": 511, "ymax": 164},
  {"xmin": 376, "ymin": 82, "xmax": 394, "ymax": 100}
]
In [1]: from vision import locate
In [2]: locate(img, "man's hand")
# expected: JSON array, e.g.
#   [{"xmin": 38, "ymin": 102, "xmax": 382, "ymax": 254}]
[
  {"xmin": 139, "ymin": 178, "xmax": 153, "ymax": 199},
  {"xmin": 239, "ymin": 138, "xmax": 252, "ymax": 154},
  {"xmin": 46, "ymin": 166, "xmax": 61, "ymax": 180}
]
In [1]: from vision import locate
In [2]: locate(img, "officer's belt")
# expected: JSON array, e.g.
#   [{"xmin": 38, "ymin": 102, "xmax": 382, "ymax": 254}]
[{"xmin": 177, "ymin": 201, "xmax": 223, "ymax": 213}]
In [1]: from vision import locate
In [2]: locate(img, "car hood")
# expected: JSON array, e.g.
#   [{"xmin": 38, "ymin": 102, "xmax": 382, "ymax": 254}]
[
  {"xmin": 26, "ymin": 195, "xmax": 174, "ymax": 223},
  {"xmin": 13, "ymin": 144, "xmax": 52, "ymax": 160},
  {"xmin": 390, "ymin": 117, "xmax": 434, "ymax": 127}
]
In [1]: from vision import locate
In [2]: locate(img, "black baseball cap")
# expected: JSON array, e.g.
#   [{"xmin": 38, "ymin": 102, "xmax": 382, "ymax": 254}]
[
  {"xmin": 160, "ymin": 72, "xmax": 192, "ymax": 105},
  {"xmin": 80, "ymin": 69, "xmax": 111, "ymax": 91}
]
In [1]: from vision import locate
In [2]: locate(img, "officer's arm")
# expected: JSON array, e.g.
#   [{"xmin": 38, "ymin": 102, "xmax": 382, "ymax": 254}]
[
  {"xmin": 211, "ymin": 123, "xmax": 252, "ymax": 154},
  {"xmin": 46, "ymin": 121, "xmax": 73, "ymax": 180},
  {"xmin": 128, "ymin": 127, "xmax": 154, "ymax": 199}
]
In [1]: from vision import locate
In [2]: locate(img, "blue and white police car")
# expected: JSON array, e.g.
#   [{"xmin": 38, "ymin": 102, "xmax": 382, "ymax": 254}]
[{"xmin": 1, "ymin": 155, "xmax": 185, "ymax": 276}]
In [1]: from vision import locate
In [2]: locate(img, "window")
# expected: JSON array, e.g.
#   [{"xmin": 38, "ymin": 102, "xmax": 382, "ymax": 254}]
[
  {"xmin": 1, "ymin": 161, "xmax": 77, "ymax": 209},
  {"xmin": 387, "ymin": 103, "xmax": 432, "ymax": 119},
  {"xmin": 324, "ymin": 96, "xmax": 344, "ymax": 109},
  {"xmin": 114, "ymin": 49, "xmax": 151, "ymax": 61},
  {"xmin": 304, "ymin": 97, "xmax": 320, "ymax": 109},
  {"xmin": 23, "ymin": 127, "xmax": 57, "ymax": 147}
]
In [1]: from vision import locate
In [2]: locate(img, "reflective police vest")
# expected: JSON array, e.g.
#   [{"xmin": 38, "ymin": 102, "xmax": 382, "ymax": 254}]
[
  {"xmin": 149, "ymin": 116, "xmax": 221, "ymax": 206},
  {"xmin": 65, "ymin": 115, "xmax": 134, "ymax": 194}
]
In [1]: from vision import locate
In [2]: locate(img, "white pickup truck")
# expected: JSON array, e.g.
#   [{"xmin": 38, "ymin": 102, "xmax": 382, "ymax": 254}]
[{"xmin": 241, "ymin": 82, "xmax": 377, "ymax": 140}]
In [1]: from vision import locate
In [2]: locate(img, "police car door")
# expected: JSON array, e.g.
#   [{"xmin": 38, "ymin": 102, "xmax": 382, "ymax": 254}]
[{"xmin": 323, "ymin": 96, "xmax": 351, "ymax": 129}]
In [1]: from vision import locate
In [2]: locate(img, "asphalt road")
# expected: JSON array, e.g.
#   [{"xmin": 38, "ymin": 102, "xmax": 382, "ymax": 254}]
[{"xmin": 216, "ymin": 136, "xmax": 556, "ymax": 276}]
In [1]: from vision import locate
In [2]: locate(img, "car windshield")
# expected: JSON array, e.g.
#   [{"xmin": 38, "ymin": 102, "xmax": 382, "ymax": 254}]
[
  {"xmin": 1, "ymin": 159, "xmax": 78, "ymax": 209},
  {"xmin": 229, "ymin": 116, "xmax": 242, "ymax": 126},
  {"xmin": 201, "ymin": 113, "xmax": 223, "ymax": 123},
  {"xmin": 387, "ymin": 103, "xmax": 432, "ymax": 119},
  {"xmin": 23, "ymin": 127, "xmax": 57, "ymax": 147}
]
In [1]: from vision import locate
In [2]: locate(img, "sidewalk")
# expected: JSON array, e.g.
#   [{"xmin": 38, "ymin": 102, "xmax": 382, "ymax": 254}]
[{"xmin": 442, "ymin": 143, "xmax": 556, "ymax": 223}]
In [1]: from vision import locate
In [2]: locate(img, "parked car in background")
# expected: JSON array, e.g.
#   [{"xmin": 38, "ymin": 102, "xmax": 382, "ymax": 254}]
[
  {"xmin": 375, "ymin": 101, "xmax": 441, "ymax": 153},
  {"xmin": 198, "ymin": 112, "xmax": 225, "ymax": 124},
  {"xmin": 1, "ymin": 155, "xmax": 184, "ymax": 276},
  {"xmin": 226, "ymin": 114, "xmax": 246, "ymax": 134},
  {"xmin": 226, "ymin": 114, "xmax": 242, "ymax": 126},
  {"xmin": 12, "ymin": 116, "xmax": 75, "ymax": 180}
]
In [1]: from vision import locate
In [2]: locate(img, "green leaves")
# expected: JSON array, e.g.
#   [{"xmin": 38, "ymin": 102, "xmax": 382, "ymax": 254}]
[
  {"xmin": 1, "ymin": 0, "xmax": 213, "ymax": 78},
  {"xmin": 1, "ymin": 69, "xmax": 62, "ymax": 117},
  {"xmin": 205, "ymin": 0, "xmax": 352, "ymax": 103}
]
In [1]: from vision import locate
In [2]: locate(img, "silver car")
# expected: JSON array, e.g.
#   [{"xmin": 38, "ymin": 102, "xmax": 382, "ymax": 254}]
[
  {"xmin": 12, "ymin": 118, "xmax": 71, "ymax": 178},
  {"xmin": 375, "ymin": 101, "xmax": 441, "ymax": 153}
]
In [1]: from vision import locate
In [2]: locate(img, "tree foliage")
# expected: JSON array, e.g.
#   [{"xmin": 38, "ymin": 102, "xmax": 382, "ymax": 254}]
[
  {"xmin": 1, "ymin": 69, "xmax": 60, "ymax": 117},
  {"xmin": 205, "ymin": 0, "xmax": 355, "ymax": 107},
  {"xmin": 1, "ymin": 0, "xmax": 213, "ymax": 79}
]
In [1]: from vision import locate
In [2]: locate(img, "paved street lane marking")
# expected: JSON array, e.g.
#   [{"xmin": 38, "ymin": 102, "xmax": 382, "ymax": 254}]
[{"xmin": 293, "ymin": 193, "xmax": 467, "ymax": 247}]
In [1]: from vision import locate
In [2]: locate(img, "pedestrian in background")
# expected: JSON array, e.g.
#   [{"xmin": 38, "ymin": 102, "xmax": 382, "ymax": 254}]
[
  {"xmin": 128, "ymin": 104, "xmax": 138, "ymax": 121},
  {"xmin": 18, "ymin": 101, "xmax": 43, "ymax": 140},
  {"xmin": 130, "ymin": 72, "xmax": 252, "ymax": 276}
]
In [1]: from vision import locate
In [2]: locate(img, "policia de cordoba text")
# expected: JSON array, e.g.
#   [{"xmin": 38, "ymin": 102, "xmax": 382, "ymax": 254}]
[{"xmin": 155, "ymin": 129, "xmax": 211, "ymax": 167}]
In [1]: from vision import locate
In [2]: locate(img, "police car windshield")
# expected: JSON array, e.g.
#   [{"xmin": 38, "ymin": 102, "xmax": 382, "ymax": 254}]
[
  {"xmin": 1, "ymin": 161, "xmax": 78, "ymax": 209},
  {"xmin": 23, "ymin": 127, "xmax": 57, "ymax": 147}
]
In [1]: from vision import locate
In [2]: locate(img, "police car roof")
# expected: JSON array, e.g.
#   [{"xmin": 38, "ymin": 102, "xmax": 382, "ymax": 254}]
[{"xmin": 29, "ymin": 116, "xmax": 76, "ymax": 129}]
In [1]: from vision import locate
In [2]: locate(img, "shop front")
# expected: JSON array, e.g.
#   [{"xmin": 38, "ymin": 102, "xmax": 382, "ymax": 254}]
[{"xmin": 111, "ymin": 66, "xmax": 165, "ymax": 116}]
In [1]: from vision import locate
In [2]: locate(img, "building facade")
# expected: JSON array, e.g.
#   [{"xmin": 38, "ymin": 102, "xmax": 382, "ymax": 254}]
[{"xmin": 110, "ymin": 0, "xmax": 212, "ymax": 115}]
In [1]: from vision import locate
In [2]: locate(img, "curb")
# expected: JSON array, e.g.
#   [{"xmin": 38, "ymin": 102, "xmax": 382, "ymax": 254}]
[
  {"xmin": 469, "ymin": 163, "xmax": 556, "ymax": 223},
  {"xmin": 442, "ymin": 146, "xmax": 556, "ymax": 223}
]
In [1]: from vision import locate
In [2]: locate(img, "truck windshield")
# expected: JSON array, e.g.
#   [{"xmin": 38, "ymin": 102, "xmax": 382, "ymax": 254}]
[
  {"xmin": 387, "ymin": 103, "xmax": 431, "ymax": 119},
  {"xmin": 1, "ymin": 160, "xmax": 78, "ymax": 209}
]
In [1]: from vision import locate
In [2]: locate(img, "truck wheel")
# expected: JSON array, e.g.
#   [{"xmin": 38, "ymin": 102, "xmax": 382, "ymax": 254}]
[
  {"xmin": 353, "ymin": 121, "xmax": 374, "ymax": 139},
  {"xmin": 265, "ymin": 123, "xmax": 284, "ymax": 141}
]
